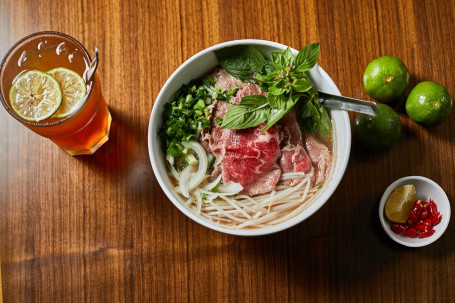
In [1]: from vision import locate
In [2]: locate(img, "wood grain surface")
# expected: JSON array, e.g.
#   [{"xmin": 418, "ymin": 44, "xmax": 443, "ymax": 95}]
[{"xmin": 1, "ymin": 0, "xmax": 454, "ymax": 302}]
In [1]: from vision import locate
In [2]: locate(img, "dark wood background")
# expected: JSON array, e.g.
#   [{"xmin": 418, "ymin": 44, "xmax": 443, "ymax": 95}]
[{"xmin": 1, "ymin": 0, "xmax": 454, "ymax": 302}]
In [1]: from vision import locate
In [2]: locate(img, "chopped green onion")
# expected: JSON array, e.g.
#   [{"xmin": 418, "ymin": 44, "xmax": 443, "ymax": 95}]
[{"xmin": 159, "ymin": 77, "xmax": 224, "ymax": 158}]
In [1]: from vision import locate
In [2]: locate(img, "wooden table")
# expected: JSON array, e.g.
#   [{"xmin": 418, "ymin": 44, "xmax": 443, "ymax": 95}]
[{"xmin": 1, "ymin": 0, "xmax": 454, "ymax": 302}]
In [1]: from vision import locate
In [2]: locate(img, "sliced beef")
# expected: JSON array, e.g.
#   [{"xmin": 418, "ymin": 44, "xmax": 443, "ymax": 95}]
[
  {"xmin": 280, "ymin": 145, "xmax": 313, "ymax": 174},
  {"xmin": 243, "ymin": 164, "xmax": 282, "ymax": 196},
  {"xmin": 305, "ymin": 133, "xmax": 332, "ymax": 185},
  {"xmin": 212, "ymin": 68, "xmax": 242, "ymax": 91},
  {"xmin": 278, "ymin": 108, "xmax": 303, "ymax": 146},
  {"xmin": 204, "ymin": 82, "xmax": 282, "ymax": 194},
  {"xmin": 231, "ymin": 83, "xmax": 266, "ymax": 104},
  {"xmin": 200, "ymin": 77, "xmax": 255, "ymax": 150},
  {"xmin": 277, "ymin": 108, "xmax": 314, "ymax": 185},
  {"xmin": 279, "ymin": 145, "xmax": 314, "ymax": 186},
  {"xmin": 211, "ymin": 123, "xmax": 282, "ymax": 195}
]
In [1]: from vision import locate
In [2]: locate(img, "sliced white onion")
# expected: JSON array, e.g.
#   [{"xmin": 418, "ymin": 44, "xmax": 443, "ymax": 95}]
[
  {"xmin": 182, "ymin": 141, "xmax": 208, "ymax": 193},
  {"xmin": 179, "ymin": 165, "xmax": 193, "ymax": 198},
  {"xmin": 204, "ymin": 174, "xmax": 222, "ymax": 191},
  {"xmin": 218, "ymin": 182, "xmax": 243, "ymax": 194},
  {"xmin": 169, "ymin": 164, "xmax": 180, "ymax": 181},
  {"xmin": 166, "ymin": 154, "xmax": 174, "ymax": 165}
]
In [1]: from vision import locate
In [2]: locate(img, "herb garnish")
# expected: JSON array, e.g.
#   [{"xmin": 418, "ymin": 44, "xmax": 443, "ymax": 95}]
[
  {"xmin": 159, "ymin": 80, "xmax": 211, "ymax": 157},
  {"xmin": 215, "ymin": 43, "xmax": 331, "ymax": 137}
]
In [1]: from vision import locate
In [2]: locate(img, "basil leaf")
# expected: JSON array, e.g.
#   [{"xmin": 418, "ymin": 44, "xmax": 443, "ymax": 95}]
[
  {"xmin": 299, "ymin": 100, "xmax": 321, "ymax": 133},
  {"xmin": 268, "ymin": 80, "xmax": 287, "ymax": 95},
  {"xmin": 261, "ymin": 95, "xmax": 295, "ymax": 133},
  {"xmin": 292, "ymin": 78, "xmax": 313, "ymax": 92},
  {"xmin": 261, "ymin": 62, "xmax": 278, "ymax": 75},
  {"xmin": 314, "ymin": 100, "xmax": 332, "ymax": 138},
  {"xmin": 221, "ymin": 95, "xmax": 270, "ymax": 129},
  {"xmin": 271, "ymin": 47, "xmax": 295, "ymax": 69},
  {"xmin": 215, "ymin": 46, "xmax": 267, "ymax": 81},
  {"xmin": 295, "ymin": 43, "xmax": 320, "ymax": 72},
  {"xmin": 237, "ymin": 94, "xmax": 268, "ymax": 106},
  {"xmin": 282, "ymin": 47, "xmax": 294, "ymax": 66},
  {"xmin": 267, "ymin": 93, "xmax": 286, "ymax": 109},
  {"xmin": 271, "ymin": 51, "xmax": 283, "ymax": 68},
  {"xmin": 268, "ymin": 86, "xmax": 286, "ymax": 96},
  {"xmin": 259, "ymin": 83, "xmax": 269, "ymax": 93},
  {"xmin": 256, "ymin": 71, "xmax": 279, "ymax": 82}
]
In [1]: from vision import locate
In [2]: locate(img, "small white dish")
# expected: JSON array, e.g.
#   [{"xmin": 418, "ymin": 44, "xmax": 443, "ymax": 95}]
[{"xmin": 379, "ymin": 176, "xmax": 451, "ymax": 247}]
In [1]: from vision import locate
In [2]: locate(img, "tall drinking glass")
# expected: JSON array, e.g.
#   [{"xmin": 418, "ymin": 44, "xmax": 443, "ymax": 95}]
[{"xmin": 0, "ymin": 31, "xmax": 111, "ymax": 155}]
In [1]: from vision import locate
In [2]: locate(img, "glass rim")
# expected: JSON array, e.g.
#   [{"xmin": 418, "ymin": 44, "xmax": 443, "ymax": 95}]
[{"xmin": 0, "ymin": 31, "xmax": 94, "ymax": 127}]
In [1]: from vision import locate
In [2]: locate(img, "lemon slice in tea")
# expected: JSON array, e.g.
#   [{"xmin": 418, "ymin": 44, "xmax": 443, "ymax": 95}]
[
  {"xmin": 385, "ymin": 184, "xmax": 417, "ymax": 223},
  {"xmin": 47, "ymin": 67, "xmax": 87, "ymax": 118},
  {"xmin": 9, "ymin": 70, "xmax": 63, "ymax": 122}
]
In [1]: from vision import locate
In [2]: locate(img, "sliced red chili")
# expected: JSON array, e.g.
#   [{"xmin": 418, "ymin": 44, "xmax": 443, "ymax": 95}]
[
  {"xmin": 415, "ymin": 223, "xmax": 427, "ymax": 232},
  {"xmin": 389, "ymin": 199, "xmax": 441, "ymax": 239},
  {"xmin": 391, "ymin": 223, "xmax": 407, "ymax": 234},
  {"xmin": 420, "ymin": 210, "xmax": 428, "ymax": 220},
  {"xmin": 405, "ymin": 228, "xmax": 418, "ymax": 238},
  {"xmin": 429, "ymin": 200, "xmax": 438, "ymax": 217},
  {"xmin": 423, "ymin": 218, "xmax": 432, "ymax": 227},
  {"xmin": 418, "ymin": 229, "xmax": 435, "ymax": 238},
  {"xmin": 431, "ymin": 212, "xmax": 441, "ymax": 226}
]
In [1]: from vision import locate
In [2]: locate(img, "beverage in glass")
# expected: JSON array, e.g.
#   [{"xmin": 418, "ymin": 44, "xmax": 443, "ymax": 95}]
[{"xmin": 0, "ymin": 31, "xmax": 111, "ymax": 155}]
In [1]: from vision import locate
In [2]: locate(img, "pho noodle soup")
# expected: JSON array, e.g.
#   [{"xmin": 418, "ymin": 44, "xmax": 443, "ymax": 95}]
[{"xmin": 159, "ymin": 44, "xmax": 333, "ymax": 229}]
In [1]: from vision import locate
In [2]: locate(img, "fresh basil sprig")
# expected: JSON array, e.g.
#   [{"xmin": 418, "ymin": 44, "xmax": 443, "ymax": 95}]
[{"xmin": 215, "ymin": 43, "xmax": 332, "ymax": 138}]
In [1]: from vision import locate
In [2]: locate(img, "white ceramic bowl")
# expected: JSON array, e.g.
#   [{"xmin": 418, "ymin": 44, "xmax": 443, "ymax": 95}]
[
  {"xmin": 148, "ymin": 39, "xmax": 351, "ymax": 236},
  {"xmin": 379, "ymin": 176, "xmax": 451, "ymax": 247}
]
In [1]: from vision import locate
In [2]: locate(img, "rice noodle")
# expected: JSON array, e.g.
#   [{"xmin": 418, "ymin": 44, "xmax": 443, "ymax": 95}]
[
  {"xmin": 315, "ymin": 158, "xmax": 325, "ymax": 185},
  {"xmin": 280, "ymin": 172, "xmax": 310, "ymax": 180},
  {"xmin": 177, "ymin": 175, "xmax": 326, "ymax": 229}
]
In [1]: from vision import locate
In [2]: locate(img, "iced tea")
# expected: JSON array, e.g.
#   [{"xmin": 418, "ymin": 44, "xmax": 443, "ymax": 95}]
[{"xmin": 0, "ymin": 31, "xmax": 111, "ymax": 155}]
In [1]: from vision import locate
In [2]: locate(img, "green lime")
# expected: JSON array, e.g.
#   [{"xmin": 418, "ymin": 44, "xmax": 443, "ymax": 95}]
[
  {"xmin": 385, "ymin": 184, "xmax": 417, "ymax": 223},
  {"xmin": 354, "ymin": 103, "xmax": 401, "ymax": 151},
  {"xmin": 47, "ymin": 67, "xmax": 87, "ymax": 118},
  {"xmin": 405, "ymin": 81, "xmax": 452, "ymax": 126},
  {"xmin": 9, "ymin": 70, "xmax": 62, "ymax": 122},
  {"xmin": 363, "ymin": 56, "xmax": 409, "ymax": 103}
]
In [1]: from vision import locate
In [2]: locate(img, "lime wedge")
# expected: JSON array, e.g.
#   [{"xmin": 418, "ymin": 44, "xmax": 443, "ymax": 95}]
[
  {"xmin": 47, "ymin": 67, "xmax": 87, "ymax": 118},
  {"xmin": 9, "ymin": 70, "xmax": 62, "ymax": 122},
  {"xmin": 385, "ymin": 184, "xmax": 417, "ymax": 223}
]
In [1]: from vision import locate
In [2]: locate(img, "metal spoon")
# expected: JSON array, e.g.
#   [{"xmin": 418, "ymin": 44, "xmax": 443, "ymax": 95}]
[
  {"xmin": 318, "ymin": 91, "xmax": 378, "ymax": 116},
  {"xmin": 86, "ymin": 46, "xmax": 99, "ymax": 82}
]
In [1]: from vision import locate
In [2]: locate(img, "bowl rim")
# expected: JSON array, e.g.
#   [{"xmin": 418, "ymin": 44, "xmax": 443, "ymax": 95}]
[
  {"xmin": 148, "ymin": 39, "xmax": 351, "ymax": 236},
  {"xmin": 378, "ymin": 176, "xmax": 451, "ymax": 247}
]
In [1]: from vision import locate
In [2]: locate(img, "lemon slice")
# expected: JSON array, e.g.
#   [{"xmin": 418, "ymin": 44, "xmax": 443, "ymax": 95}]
[
  {"xmin": 385, "ymin": 184, "xmax": 417, "ymax": 223},
  {"xmin": 47, "ymin": 67, "xmax": 87, "ymax": 118},
  {"xmin": 9, "ymin": 70, "xmax": 62, "ymax": 122}
]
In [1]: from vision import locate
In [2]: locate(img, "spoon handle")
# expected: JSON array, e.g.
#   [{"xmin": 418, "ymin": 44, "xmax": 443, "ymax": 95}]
[{"xmin": 318, "ymin": 91, "xmax": 379, "ymax": 116}]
